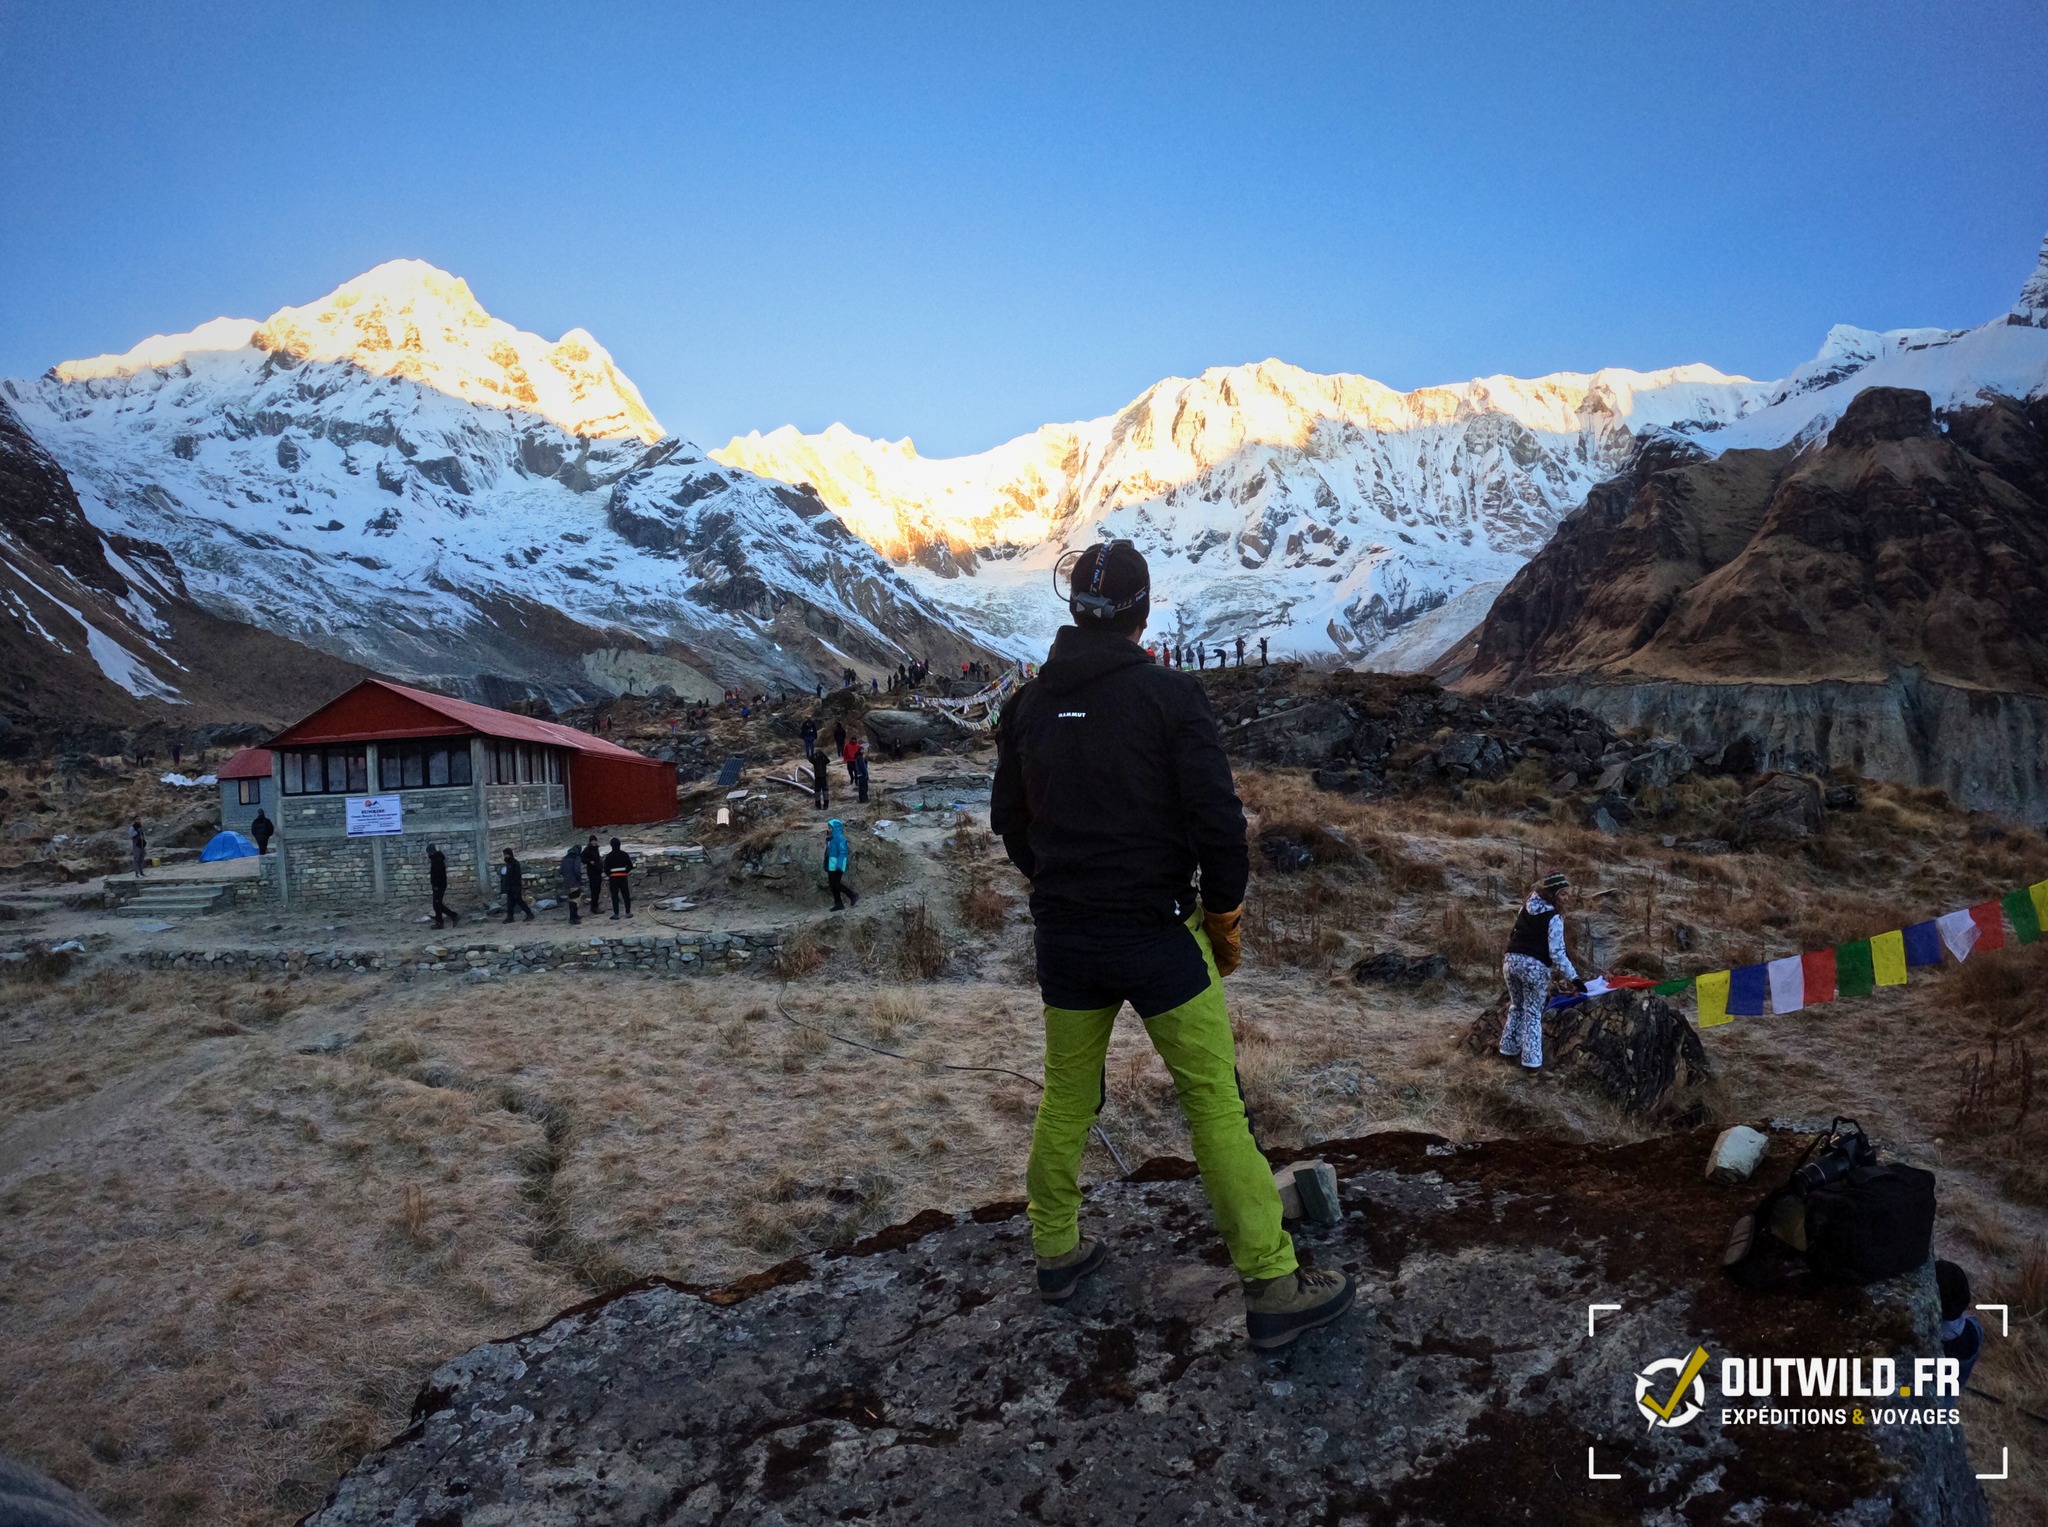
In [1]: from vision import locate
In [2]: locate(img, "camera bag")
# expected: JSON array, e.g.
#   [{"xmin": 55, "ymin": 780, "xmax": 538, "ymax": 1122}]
[
  {"xmin": 1802, "ymin": 1163, "xmax": 1936, "ymax": 1284},
  {"xmin": 1722, "ymin": 1121, "xmax": 1934, "ymax": 1287}
]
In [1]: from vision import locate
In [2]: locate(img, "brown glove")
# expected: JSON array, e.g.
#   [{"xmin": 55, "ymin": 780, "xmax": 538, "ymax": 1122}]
[{"xmin": 1203, "ymin": 906, "xmax": 1243, "ymax": 977}]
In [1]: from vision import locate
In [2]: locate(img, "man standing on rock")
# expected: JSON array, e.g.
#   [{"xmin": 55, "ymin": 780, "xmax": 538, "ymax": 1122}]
[
  {"xmin": 992, "ymin": 539, "xmax": 1355, "ymax": 1351},
  {"xmin": 1498, "ymin": 871, "xmax": 1583, "ymax": 1071}
]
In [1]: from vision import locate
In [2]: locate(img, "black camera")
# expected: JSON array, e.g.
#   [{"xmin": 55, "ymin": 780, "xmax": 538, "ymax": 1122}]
[{"xmin": 1791, "ymin": 1116, "xmax": 1876, "ymax": 1195}]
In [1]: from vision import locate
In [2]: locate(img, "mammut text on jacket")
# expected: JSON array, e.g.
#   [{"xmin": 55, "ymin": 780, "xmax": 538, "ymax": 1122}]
[{"xmin": 991, "ymin": 624, "xmax": 1249, "ymax": 928}]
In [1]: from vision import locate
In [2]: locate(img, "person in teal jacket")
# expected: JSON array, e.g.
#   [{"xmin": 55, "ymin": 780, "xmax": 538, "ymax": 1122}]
[{"xmin": 823, "ymin": 818, "xmax": 860, "ymax": 910}]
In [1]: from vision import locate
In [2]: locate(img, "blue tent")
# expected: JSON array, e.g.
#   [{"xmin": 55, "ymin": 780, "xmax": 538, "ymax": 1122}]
[{"xmin": 200, "ymin": 830, "xmax": 259, "ymax": 862}]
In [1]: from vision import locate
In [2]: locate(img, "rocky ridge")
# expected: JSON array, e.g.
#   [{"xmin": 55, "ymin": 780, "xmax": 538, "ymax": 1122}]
[
  {"xmin": 308, "ymin": 1129, "xmax": 1986, "ymax": 1525},
  {"xmin": 1460, "ymin": 387, "xmax": 2048, "ymax": 822}
]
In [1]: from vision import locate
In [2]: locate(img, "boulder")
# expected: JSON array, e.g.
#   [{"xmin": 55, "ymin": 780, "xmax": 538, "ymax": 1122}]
[
  {"xmin": 862, "ymin": 709, "xmax": 955, "ymax": 754},
  {"xmin": 308, "ymin": 1134, "xmax": 1987, "ymax": 1527},
  {"xmin": 1351, "ymin": 951, "xmax": 1449, "ymax": 986},
  {"xmin": 1256, "ymin": 831, "xmax": 1315, "ymax": 873},
  {"xmin": 1228, "ymin": 698, "xmax": 1356, "ymax": 767},
  {"xmin": 1626, "ymin": 739, "xmax": 1695, "ymax": 792},
  {"xmin": 1732, "ymin": 772, "xmax": 1826, "ymax": 846},
  {"xmin": 0, "ymin": 1453, "xmax": 113, "ymax": 1527},
  {"xmin": 1464, "ymin": 990, "xmax": 1713, "ymax": 1120}
]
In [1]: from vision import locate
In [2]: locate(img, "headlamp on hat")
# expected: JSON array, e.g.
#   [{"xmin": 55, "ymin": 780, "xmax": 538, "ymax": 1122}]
[{"xmin": 1055, "ymin": 539, "xmax": 1150, "ymax": 624}]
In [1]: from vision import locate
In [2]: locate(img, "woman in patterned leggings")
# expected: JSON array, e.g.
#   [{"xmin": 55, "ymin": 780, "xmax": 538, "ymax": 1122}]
[{"xmin": 1499, "ymin": 872, "xmax": 1583, "ymax": 1070}]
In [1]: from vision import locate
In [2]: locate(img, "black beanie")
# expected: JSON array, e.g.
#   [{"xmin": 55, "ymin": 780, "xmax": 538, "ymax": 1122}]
[{"xmin": 1067, "ymin": 540, "xmax": 1150, "ymax": 624}]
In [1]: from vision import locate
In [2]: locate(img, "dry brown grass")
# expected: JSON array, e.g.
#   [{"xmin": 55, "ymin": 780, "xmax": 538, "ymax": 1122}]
[
  {"xmin": 6, "ymin": 758, "xmax": 2048, "ymax": 1524},
  {"xmin": 957, "ymin": 873, "xmax": 1012, "ymax": 932},
  {"xmin": 893, "ymin": 899, "xmax": 949, "ymax": 979}
]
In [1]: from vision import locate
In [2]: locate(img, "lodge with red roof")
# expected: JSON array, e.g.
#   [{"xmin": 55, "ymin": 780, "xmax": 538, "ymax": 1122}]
[{"xmin": 256, "ymin": 679, "xmax": 677, "ymax": 907}]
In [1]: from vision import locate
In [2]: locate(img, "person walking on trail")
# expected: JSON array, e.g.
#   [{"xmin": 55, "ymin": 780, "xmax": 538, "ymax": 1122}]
[
  {"xmin": 823, "ymin": 818, "xmax": 860, "ymax": 910},
  {"xmin": 558, "ymin": 844, "xmax": 584, "ymax": 925},
  {"xmin": 602, "ymin": 837, "xmax": 634, "ymax": 919},
  {"xmin": 581, "ymin": 834, "xmax": 604, "ymax": 912},
  {"xmin": 1499, "ymin": 871, "xmax": 1583, "ymax": 1070},
  {"xmin": 1235, "ymin": 634, "xmax": 1246, "ymax": 666},
  {"xmin": 249, "ymin": 808, "xmax": 274, "ymax": 855},
  {"xmin": 500, "ymin": 849, "xmax": 534, "ymax": 923},
  {"xmin": 841, "ymin": 733, "xmax": 861, "ymax": 788},
  {"xmin": 811, "ymin": 750, "xmax": 831, "ymax": 809},
  {"xmin": 991, "ymin": 538, "xmax": 1355, "ymax": 1351},
  {"xmin": 852, "ymin": 738, "xmax": 871, "ymax": 804},
  {"xmin": 129, "ymin": 818, "xmax": 147, "ymax": 878},
  {"xmin": 428, "ymin": 843, "xmax": 456, "ymax": 928}
]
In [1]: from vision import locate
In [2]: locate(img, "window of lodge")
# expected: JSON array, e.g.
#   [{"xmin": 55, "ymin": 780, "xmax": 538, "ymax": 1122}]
[
  {"xmin": 376, "ymin": 740, "xmax": 474, "ymax": 791},
  {"xmin": 485, "ymin": 743, "xmax": 561, "ymax": 786},
  {"xmin": 280, "ymin": 748, "xmax": 368, "ymax": 796}
]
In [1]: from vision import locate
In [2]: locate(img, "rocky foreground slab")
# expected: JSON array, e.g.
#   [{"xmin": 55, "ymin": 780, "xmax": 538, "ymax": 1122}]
[{"xmin": 308, "ymin": 1132, "xmax": 1986, "ymax": 1525}]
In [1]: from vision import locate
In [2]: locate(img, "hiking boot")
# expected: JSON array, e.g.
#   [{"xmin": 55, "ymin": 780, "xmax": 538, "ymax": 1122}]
[
  {"xmin": 1242, "ymin": 1267, "xmax": 1356, "ymax": 1350},
  {"xmin": 1036, "ymin": 1237, "xmax": 1107, "ymax": 1303}
]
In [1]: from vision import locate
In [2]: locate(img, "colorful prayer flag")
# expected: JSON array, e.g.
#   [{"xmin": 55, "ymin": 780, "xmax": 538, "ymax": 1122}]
[
  {"xmin": 1801, "ymin": 947, "xmax": 1838, "ymax": 1003},
  {"xmin": 1653, "ymin": 976, "xmax": 1692, "ymax": 998},
  {"xmin": 1902, "ymin": 921, "xmax": 1943, "ymax": 968},
  {"xmin": 1871, "ymin": 929, "xmax": 1907, "ymax": 987},
  {"xmin": 1767, "ymin": 956, "xmax": 1806, "ymax": 1014},
  {"xmin": 1728, "ymin": 964, "xmax": 1768, "ymax": 1016},
  {"xmin": 1697, "ymin": 970, "xmax": 1732, "ymax": 1027},
  {"xmin": 1836, "ymin": 939, "xmax": 1876, "ymax": 998},
  {"xmin": 2004, "ymin": 888, "xmax": 2042, "ymax": 945},
  {"xmin": 1971, "ymin": 901, "xmax": 2008, "ymax": 954},
  {"xmin": 1937, "ymin": 908, "xmax": 1980, "ymax": 962},
  {"xmin": 2032, "ymin": 880, "xmax": 2048, "ymax": 932}
]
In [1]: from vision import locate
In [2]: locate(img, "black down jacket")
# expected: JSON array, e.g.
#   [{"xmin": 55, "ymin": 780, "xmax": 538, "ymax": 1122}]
[{"xmin": 992, "ymin": 624, "xmax": 1249, "ymax": 929}]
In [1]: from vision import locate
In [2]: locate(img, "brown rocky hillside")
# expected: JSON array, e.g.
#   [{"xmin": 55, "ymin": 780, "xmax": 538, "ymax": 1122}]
[
  {"xmin": 0, "ymin": 399, "xmax": 369, "ymax": 756},
  {"xmin": 1460, "ymin": 387, "xmax": 2048, "ymax": 821}
]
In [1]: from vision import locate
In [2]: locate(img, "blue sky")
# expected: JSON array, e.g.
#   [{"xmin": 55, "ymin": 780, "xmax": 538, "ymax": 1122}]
[{"xmin": 2, "ymin": 1, "xmax": 2043, "ymax": 456}]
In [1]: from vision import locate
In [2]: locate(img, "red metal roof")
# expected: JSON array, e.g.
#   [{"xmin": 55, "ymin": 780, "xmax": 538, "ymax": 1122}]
[
  {"xmin": 267, "ymin": 679, "xmax": 658, "ymax": 763},
  {"xmin": 215, "ymin": 747, "xmax": 274, "ymax": 780}
]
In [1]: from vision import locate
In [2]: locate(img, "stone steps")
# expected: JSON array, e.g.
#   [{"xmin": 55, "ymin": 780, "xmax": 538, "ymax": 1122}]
[{"xmin": 114, "ymin": 882, "xmax": 236, "ymax": 917}]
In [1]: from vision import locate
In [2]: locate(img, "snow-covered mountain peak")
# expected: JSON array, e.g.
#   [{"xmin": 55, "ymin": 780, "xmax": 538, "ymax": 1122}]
[
  {"xmin": 54, "ymin": 316, "xmax": 263, "ymax": 381},
  {"xmin": 2011, "ymin": 232, "xmax": 2048, "ymax": 328},
  {"xmin": 248, "ymin": 259, "xmax": 663, "ymax": 443},
  {"xmin": 714, "ymin": 353, "xmax": 1778, "ymax": 657},
  {"xmin": 50, "ymin": 259, "xmax": 662, "ymax": 445}
]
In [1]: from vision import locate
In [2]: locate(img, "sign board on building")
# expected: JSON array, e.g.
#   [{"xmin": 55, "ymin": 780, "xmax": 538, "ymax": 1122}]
[{"xmin": 345, "ymin": 795, "xmax": 405, "ymax": 837}]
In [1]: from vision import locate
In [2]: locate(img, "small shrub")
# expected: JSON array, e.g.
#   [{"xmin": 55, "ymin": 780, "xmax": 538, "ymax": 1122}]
[
  {"xmin": 771, "ymin": 926, "xmax": 830, "ymax": 979},
  {"xmin": 397, "ymin": 1184, "xmax": 432, "ymax": 1245},
  {"xmin": 958, "ymin": 875, "xmax": 1010, "ymax": 932},
  {"xmin": 1437, "ymin": 902, "xmax": 1493, "ymax": 976},
  {"xmin": 894, "ymin": 900, "xmax": 948, "ymax": 980}
]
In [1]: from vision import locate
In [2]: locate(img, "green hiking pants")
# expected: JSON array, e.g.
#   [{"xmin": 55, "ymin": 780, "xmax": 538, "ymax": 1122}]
[{"xmin": 1026, "ymin": 915, "xmax": 1297, "ymax": 1281}]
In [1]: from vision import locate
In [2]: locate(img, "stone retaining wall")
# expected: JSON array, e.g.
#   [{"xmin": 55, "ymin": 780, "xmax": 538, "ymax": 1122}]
[{"xmin": 124, "ymin": 927, "xmax": 787, "ymax": 981}]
